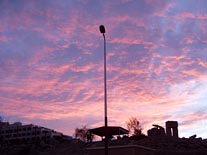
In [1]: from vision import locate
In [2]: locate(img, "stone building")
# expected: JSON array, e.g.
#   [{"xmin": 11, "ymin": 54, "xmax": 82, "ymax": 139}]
[
  {"xmin": 166, "ymin": 121, "xmax": 178, "ymax": 138},
  {"xmin": 147, "ymin": 124, "xmax": 165, "ymax": 137},
  {"xmin": 0, "ymin": 121, "xmax": 63, "ymax": 145},
  {"xmin": 147, "ymin": 121, "xmax": 179, "ymax": 138}
]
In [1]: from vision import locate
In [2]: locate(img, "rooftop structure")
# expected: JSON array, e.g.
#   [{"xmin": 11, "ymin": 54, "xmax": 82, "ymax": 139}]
[
  {"xmin": 166, "ymin": 121, "xmax": 178, "ymax": 138},
  {"xmin": 147, "ymin": 124, "xmax": 165, "ymax": 137},
  {"xmin": 89, "ymin": 126, "xmax": 129, "ymax": 139},
  {"xmin": 147, "ymin": 121, "xmax": 179, "ymax": 138}
]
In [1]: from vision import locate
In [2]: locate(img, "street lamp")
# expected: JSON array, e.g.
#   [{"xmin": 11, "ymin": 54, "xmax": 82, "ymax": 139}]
[{"xmin": 99, "ymin": 25, "xmax": 108, "ymax": 155}]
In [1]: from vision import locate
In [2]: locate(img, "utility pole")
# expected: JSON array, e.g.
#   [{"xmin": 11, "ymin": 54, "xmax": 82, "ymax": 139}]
[{"xmin": 99, "ymin": 25, "xmax": 108, "ymax": 155}]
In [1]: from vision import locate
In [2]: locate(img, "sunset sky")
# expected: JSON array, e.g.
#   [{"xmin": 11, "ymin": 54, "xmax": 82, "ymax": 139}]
[{"xmin": 0, "ymin": 0, "xmax": 207, "ymax": 138}]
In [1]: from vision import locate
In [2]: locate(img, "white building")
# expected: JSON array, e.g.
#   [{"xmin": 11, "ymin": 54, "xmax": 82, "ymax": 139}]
[{"xmin": 0, "ymin": 121, "xmax": 63, "ymax": 145}]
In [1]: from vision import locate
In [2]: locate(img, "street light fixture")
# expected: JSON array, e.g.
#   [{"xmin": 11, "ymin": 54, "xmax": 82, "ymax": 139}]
[{"xmin": 99, "ymin": 25, "xmax": 108, "ymax": 155}]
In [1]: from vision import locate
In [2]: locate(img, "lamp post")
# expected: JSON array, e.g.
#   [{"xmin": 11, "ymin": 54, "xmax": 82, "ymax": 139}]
[{"xmin": 99, "ymin": 25, "xmax": 108, "ymax": 155}]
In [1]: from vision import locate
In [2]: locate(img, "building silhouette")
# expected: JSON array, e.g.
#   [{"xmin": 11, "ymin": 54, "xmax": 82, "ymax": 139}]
[
  {"xmin": 0, "ymin": 121, "xmax": 63, "ymax": 145},
  {"xmin": 147, "ymin": 121, "xmax": 179, "ymax": 138}
]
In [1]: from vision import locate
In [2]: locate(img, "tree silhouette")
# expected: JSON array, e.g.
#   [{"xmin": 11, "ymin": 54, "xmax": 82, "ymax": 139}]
[
  {"xmin": 126, "ymin": 117, "xmax": 143, "ymax": 136},
  {"xmin": 74, "ymin": 126, "xmax": 93, "ymax": 142}
]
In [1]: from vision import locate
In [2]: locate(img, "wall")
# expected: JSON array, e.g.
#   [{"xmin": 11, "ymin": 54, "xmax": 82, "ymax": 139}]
[{"xmin": 87, "ymin": 145, "xmax": 155, "ymax": 155}]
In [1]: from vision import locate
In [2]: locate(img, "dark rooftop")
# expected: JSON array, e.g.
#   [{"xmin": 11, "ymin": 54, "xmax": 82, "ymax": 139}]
[{"xmin": 89, "ymin": 126, "xmax": 129, "ymax": 137}]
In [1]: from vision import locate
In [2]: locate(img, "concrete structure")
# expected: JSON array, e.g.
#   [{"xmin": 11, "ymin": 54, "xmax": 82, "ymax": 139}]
[
  {"xmin": 87, "ymin": 145, "xmax": 155, "ymax": 155},
  {"xmin": 147, "ymin": 125, "xmax": 165, "ymax": 137},
  {"xmin": 0, "ymin": 121, "xmax": 63, "ymax": 145},
  {"xmin": 147, "ymin": 121, "xmax": 179, "ymax": 138},
  {"xmin": 166, "ymin": 121, "xmax": 178, "ymax": 138}
]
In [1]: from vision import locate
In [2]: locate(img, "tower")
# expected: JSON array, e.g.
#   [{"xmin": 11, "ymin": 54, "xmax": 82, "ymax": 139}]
[{"xmin": 165, "ymin": 121, "xmax": 178, "ymax": 138}]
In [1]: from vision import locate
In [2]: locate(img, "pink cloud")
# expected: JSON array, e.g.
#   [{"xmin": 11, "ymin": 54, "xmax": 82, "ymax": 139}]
[
  {"xmin": 179, "ymin": 12, "xmax": 195, "ymax": 19},
  {"xmin": 1, "ymin": 0, "xmax": 207, "ymax": 138},
  {"xmin": 184, "ymin": 36, "xmax": 194, "ymax": 44}
]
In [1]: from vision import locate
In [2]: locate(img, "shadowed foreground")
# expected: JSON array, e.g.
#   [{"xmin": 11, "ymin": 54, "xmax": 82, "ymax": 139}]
[
  {"xmin": 1, "ymin": 136, "xmax": 207, "ymax": 155},
  {"xmin": 0, "ymin": 139, "xmax": 86, "ymax": 155}
]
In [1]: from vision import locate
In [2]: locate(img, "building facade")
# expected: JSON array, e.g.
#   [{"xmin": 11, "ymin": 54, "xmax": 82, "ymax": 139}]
[{"xmin": 0, "ymin": 121, "xmax": 63, "ymax": 145}]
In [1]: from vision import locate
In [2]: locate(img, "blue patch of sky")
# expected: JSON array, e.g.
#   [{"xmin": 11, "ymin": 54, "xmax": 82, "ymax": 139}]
[
  {"xmin": 174, "ymin": 0, "xmax": 207, "ymax": 14},
  {"xmin": 46, "ymin": 44, "xmax": 84, "ymax": 65},
  {"xmin": 183, "ymin": 100, "xmax": 207, "ymax": 114},
  {"xmin": 81, "ymin": 1, "xmax": 104, "ymax": 19},
  {"xmin": 0, "ymin": 115, "xmax": 3, "ymax": 121},
  {"xmin": 186, "ymin": 48, "xmax": 207, "ymax": 63}
]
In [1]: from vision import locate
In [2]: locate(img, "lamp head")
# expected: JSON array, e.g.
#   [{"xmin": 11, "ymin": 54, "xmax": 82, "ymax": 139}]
[{"xmin": 99, "ymin": 25, "xmax": 105, "ymax": 34}]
